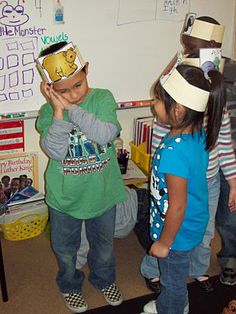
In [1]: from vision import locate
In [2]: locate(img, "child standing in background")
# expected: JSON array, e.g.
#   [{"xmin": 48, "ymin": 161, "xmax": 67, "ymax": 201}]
[
  {"xmin": 141, "ymin": 63, "xmax": 226, "ymax": 314},
  {"xmin": 35, "ymin": 41, "xmax": 127, "ymax": 313},
  {"xmin": 141, "ymin": 15, "xmax": 236, "ymax": 294}
]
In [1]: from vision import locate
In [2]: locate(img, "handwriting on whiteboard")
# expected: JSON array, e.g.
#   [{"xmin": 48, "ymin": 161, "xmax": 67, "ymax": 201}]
[{"xmin": 117, "ymin": 0, "xmax": 190, "ymax": 25}]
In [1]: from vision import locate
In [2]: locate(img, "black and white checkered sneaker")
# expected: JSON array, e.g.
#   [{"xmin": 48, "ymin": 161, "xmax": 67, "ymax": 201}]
[
  {"xmin": 101, "ymin": 283, "xmax": 123, "ymax": 306},
  {"xmin": 62, "ymin": 292, "xmax": 88, "ymax": 313}
]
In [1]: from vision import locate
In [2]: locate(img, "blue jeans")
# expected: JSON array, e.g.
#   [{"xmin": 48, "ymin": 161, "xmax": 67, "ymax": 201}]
[
  {"xmin": 216, "ymin": 170, "xmax": 236, "ymax": 271},
  {"xmin": 140, "ymin": 173, "xmax": 220, "ymax": 279},
  {"xmin": 50, "ymin": 206, "xmax": 116, "ymax": 293},
  {"xmin": 156, "ymin": 249, "xmax": 191, "ymax": 314},
  {"xmin": 189, "ymin": 172, "xmax": 220, "ymax": 278}
]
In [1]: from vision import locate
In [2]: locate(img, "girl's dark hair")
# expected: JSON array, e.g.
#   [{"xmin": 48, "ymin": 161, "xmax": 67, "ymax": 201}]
[{"xmin": 154, "ymin": 64, "xmax": 226, "ymax": 151}]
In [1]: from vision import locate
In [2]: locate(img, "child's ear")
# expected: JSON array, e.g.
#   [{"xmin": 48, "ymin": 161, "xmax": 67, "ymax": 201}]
[
  {"xmin": 84, "ymin": 62, "xmax": 89, "ymax": 75},
  {"xmin": 174, "ymin": 103, "xmax": 185, "ymax": 120}
]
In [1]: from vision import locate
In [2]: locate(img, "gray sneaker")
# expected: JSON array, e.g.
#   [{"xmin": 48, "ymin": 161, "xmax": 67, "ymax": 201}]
[{"xmin": 220, "ymin": 268, "xmax": 236, "ymax": 286}]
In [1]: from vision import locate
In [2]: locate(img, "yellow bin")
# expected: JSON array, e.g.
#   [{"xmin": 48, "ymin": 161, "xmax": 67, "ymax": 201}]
[
  {"xmin": 129, "ymin": 141, "xmax": 151, "ymax": 174},
  {"xmin": 0, "ymin": 213, "xmax": 48, "ymax": 241}
]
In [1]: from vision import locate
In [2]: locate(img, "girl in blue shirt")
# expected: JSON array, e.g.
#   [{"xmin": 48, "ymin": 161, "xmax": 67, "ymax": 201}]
[{"xmin": 141, "ymin": 64, "xmax": 226, "ymax": 314}]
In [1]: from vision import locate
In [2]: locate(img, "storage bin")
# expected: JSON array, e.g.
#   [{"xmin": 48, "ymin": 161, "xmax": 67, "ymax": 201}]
[
  {"xmin": 0, "ymin": 201, "xmax": 48, "ymax": 241},
  {"xmin": 129, "ymin": 141, "xmax": 151, "ymax": 174}
]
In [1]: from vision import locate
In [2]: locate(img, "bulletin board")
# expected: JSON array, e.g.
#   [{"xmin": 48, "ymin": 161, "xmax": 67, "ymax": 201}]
[{"xmin": 0, "ymin": 0, "xmax": 235, "ymax": 116}]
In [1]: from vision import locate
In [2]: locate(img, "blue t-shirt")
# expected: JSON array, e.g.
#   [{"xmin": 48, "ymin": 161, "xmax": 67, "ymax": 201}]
[{"xmin": 150, "ymin": 131, "xmax": 209, "ymax": 251}]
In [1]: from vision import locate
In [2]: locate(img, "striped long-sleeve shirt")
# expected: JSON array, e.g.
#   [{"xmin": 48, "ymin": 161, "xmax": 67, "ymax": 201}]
[{"xmin": 151, "ymin": 107, "xmax": 236, "ymax": 180}]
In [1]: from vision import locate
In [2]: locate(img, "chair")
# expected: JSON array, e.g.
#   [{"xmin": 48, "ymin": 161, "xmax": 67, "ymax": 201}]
[{"xmin": 0, "ymin": 237, "xmax": 8, "ymax": 302}]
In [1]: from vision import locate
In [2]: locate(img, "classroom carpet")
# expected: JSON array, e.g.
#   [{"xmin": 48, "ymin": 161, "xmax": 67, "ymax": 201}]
[{"xmin": 87, "ymin": 275, "xmax": 236, "ymax": 314}]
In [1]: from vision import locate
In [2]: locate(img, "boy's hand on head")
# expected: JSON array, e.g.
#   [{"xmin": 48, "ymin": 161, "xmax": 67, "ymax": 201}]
[
  {"xmin": 49, "ymin": 86, "xmax": 73, "ymax": 111},
  {"xmin": 41, "ymin": 84, "xmax": 73, "ymax": 120},
  {"xmin": 41, "ymin": 82, "xmax": 70, "ymax": 120},
  {"xmin": 149, "ymin": 240, "xmax": 170, "ymax": 258}
]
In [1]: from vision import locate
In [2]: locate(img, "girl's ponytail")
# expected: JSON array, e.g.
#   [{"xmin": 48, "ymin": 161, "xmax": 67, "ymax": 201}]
[{"xmin": 205, "ymin": 70, "xmax": 226, "ymax": 151}]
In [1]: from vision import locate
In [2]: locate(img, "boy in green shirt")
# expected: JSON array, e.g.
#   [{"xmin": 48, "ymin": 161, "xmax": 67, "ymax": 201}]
[{"xmin": 36, "ymin": 41, "xmax": 127, "ymax": 313}]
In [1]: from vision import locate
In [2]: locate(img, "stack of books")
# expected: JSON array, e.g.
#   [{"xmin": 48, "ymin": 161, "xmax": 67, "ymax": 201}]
[
  {"xmin": 0, "ymin": 185, "xmax": 46, "ymax": 220},
  {"xmin": 133, "ymin": 116, "xmax": 153, "ymax": 154},
  {"xmin": 2, "ymin": 185, "xmax": 44, "ymax": 208}
]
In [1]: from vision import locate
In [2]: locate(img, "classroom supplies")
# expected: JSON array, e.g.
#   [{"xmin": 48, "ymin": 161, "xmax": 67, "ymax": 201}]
[
  {"xmin": 0, "ymin": 200, "xmax": 48, "ymax": 241},
  {"xmin": 121, "ymin": 159, "xmax": 148, "ymax": 184},
  {"xmin": 2, "ymin": 185, "xmax": 44, "ymax": 208},
  {"xmin": 118, "ymin": 100, "xmax": 152, "ymax": 109},
  {"xmin": 117, "ymin": 148, "xmax": 129, "ymax": 174},
  {"xmin": 54, "ymin": 0, "xmax": 64, "ymax": 24},
  {"xmin": 129, "ymin": 141, "xmax": 151, "ymax": 174},
  {"xmin": 0, "ymin": 182, "xmax": 47, "ymax": 241},
  {"xmin": 133, "ymin": 116, "xmax": 153, "ymax": 153}
]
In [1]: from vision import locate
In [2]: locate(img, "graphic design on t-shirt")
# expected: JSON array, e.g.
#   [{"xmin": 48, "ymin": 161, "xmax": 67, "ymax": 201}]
[
  {"xmin": 150, "ymin": 141, "xmax": 169, "ymax": 240},
  {"xmin": 62, "ymin": 127, "xmax": 112, "ymax": 175}
]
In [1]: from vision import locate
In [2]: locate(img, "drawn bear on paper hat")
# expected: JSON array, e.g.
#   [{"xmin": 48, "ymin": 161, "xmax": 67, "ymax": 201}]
[{"xmin": 42, "ymin": 47, "xmax": 78, "ymax": 82}]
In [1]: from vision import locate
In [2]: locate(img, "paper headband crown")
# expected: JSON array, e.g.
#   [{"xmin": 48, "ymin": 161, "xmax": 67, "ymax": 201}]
[
  {"xmin": 35, "ymin": 42, "xmax": 86, "ymax": 83},
  {"xmin": 183, "ymin": 13, "xmax": 225, "ymax": 43},
  {"xmin": 161, "ymin": 67, "xmax": 210, "ymax": 112},
  {"xmin": 183, "ymin": 47, "xmax": 224, "ymax": 74}
]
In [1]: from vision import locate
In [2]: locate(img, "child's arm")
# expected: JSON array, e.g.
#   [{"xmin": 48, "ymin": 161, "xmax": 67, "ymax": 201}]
[
  {"xmin": 68, "ymin": 105, "xmax": 118, "ymax": 145},
  {"xmin": 42, "ymin": 85, "xmax": 120, "ymax": 145},
  {"xmin": 41, "ymin": 118, "xmax": 73, "ymax": 160},
  {"xmin": 216, "ymin": 108, "xmax": 236, "ymax": 211},
  {"xmin": 68, "ymin": 90, "xmax": 120, "ymax": 145},
  {"xmin": 149, "ymin": 174, "xmax": 187, "ymax": 258},
  {"xmin": 36, "ymin": 102, "xmax": 74, "ymax": 161},
  {"xmin": 217, "ymin": 108, "xmax": 236, "ymax": 180}
]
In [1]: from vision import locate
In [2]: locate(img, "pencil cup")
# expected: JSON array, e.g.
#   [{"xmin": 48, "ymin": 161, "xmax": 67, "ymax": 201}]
[{"xmin": 117, "ymin": 156, "xmax": 129, "ymax": 174}]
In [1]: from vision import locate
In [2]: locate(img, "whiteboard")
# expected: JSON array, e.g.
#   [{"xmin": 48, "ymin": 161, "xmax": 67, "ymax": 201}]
[{"xmin": 0, "ymin": 0, "xmax": 235, "ymax": 115}]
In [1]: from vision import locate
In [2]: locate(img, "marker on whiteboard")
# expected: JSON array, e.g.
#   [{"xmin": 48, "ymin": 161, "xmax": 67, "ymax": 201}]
[
  {"xmin": 0, "ymin": 112, "xmax": 25, "ymax": 120},
  {"xmin": 54, "ymin": 0, "xmax": 64, "ymax": 24}
]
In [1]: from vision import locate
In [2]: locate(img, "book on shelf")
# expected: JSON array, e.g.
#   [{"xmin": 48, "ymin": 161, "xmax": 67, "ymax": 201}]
[
  {"xmin": 0, "ymin": 199, "xmax": 48, "ymax": 225},
  {"xmin": 133, "ymin": 116, "xmax": 153, "ymax": 154},
  {"xmin": 2, "ymin": 185, "xmax": 44, "ymax": 208}
]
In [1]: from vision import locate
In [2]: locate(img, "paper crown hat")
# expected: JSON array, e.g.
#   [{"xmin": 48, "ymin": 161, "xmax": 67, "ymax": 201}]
[
  {"xmin": 35, "ymin": 42, "xmax": 86, "ymax": 83},
  {"xmin": 183, "ymin": 13, "xmax": 225, "ymax": 43},
  {"xmin": 183, "ymin": 46, "xmax": 225, "ymax": 73},
  {"xmin": 161, "ymin": 67, "xmax": 210, "ymax": 112}
]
